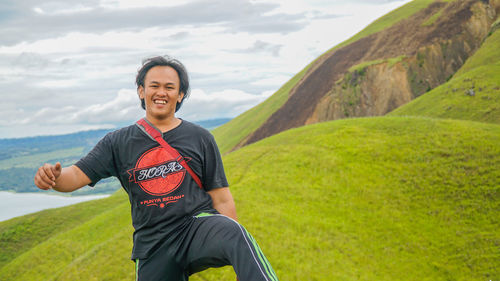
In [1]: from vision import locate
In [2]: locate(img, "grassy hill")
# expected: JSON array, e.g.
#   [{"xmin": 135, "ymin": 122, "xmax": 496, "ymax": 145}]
[
  {"xmin": 212, "ymin": 0, "xmax": 440, "ymax": 154},
  {"xmin": 0, "ymin": 116, "xmax": 498, "ymax": 281},
  {"xmin": 388, "ymin": 25, "xmax": 500, "ymax": 123},
  {"xmin": 1, "ymin": 1, "xmax": 499, "ymax": 280}
]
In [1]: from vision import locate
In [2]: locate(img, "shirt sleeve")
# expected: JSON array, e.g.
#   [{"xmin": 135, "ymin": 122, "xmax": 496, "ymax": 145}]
[
  {"xmin": 201, "ymin": 133, "xmax": 229, "ymax": 191},
  {"xmin": 75, "ymin": 133, "xmax": 118, "ymax": 187}
]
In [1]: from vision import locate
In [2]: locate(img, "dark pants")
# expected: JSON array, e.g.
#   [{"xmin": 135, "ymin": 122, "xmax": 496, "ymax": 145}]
[{"xmin": 135, "ymin": 213, "xmax": 279, "ymax": 281}]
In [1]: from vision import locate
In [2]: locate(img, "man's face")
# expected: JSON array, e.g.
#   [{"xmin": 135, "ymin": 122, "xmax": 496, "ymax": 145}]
[{"xmin": 139, "ymin": 66, "xmax": 184, "ymax": 121}]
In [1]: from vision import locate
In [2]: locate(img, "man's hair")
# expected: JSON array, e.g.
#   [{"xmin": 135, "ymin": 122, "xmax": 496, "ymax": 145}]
[{"xmin": 135, "ymin": 55, "xmax": 190, "ymax": 112}]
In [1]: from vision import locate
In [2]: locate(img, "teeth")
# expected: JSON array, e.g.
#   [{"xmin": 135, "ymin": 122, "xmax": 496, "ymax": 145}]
[{"xmin": 154, "ymin": 100, "xmax": 166, "ymax": 104}]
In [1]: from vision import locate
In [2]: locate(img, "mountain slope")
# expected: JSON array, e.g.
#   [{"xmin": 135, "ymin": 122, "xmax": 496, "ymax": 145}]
[
  {"xmin": 212, "ymin": 0, "xmax": 445, "ymax": 153},
  {"xmin": 388, "ymin": 22, "xmax": 500, "ymax": 122},
  {"xmin": 1, "ymin": 116, "xmax": 498, "ymax": 281},
  {"xmin": 212, "ymin": 66, "xmax": 309, "ymax": 154},
  {"xmin": 213, "ymin": 0, "xmax": 499, "ymax": 153}
]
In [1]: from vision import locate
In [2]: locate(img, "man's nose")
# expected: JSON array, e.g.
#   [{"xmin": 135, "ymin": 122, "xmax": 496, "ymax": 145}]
[{"xmin": 157, "ymin": 87, "xmax": 168, "ymax": 95}]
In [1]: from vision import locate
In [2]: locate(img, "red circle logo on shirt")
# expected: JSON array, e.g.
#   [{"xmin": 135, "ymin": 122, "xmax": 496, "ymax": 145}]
[{"xmin": 127, "ymin": 147, "xmax": 185, "ymax": 196}]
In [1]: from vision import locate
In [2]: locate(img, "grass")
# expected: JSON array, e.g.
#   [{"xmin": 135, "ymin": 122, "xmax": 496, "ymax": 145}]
[
  {"xmin": 1, "ymin": 116, "xmax": 498, "ymax": 281},
  {"xmin": 0, "ymin": 147, "xmax": 84, "ymax": 170},
  {"xmin": 454, "ymin": 24, "xmax": 500, "ymax": 76},
  {"xmin": 0, "ymin": 192, "xmax": 129, "ymax": 270},
  {"xmin": 212, "ymin": 0, "xmax": 433, "ymax": 153},
  {"xmin": 388, "ymin": 28, "xmax": 500, "ymax": 124},
  {"xmin": 348, "ymin": 55, "xmax": 407, "ymax": 73},
  {"xmin": 220, "ymin": 116, "xmax": 500, "ymax": 281},
  {"xmin": 422, "ymin": 6, "xmax": 445, "ymax": 26},
  {"xmin": 348, "ymin": 59, "xmax": 385, "ymax": 73}
]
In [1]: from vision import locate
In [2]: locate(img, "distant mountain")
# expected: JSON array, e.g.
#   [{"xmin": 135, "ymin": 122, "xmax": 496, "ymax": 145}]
[
  {"xmin": 0, "ymin": 129, "xmax": 111, "ymax": 161},
  {"xmin": 193, "ymin": 118, "xmax": 232, "ymax": 130},
  {"xmin": 0, "ymin": 129, "xmax": 115, "ymax": 195}
]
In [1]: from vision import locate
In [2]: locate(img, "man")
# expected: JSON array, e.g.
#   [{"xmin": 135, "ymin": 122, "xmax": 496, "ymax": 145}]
[{"xmin": 34, "ymin": 55, "xmax": 279, "ymax": 281}]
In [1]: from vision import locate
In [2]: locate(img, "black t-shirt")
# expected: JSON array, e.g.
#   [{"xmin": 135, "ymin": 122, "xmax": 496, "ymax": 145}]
[{"xmin": 75, "ymin": 120, "xmax": 228, "ymax": 259}]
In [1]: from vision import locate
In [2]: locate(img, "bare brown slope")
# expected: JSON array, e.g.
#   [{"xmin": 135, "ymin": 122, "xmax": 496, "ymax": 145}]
[{"xmin": 244, "ymin": 0, "xmax": 498, "ymax": 146}]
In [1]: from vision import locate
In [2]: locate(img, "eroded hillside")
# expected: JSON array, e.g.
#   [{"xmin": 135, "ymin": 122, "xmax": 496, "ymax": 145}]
[{"xmin": 242, "ymin": 0, "xmax": 499, "ymax": 147}]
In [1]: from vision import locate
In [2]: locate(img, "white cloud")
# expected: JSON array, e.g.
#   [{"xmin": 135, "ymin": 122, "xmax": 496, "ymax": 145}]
[
  {"xmin": 251, "ymin": 75, "xmax": 291, "ymax": 87},
  {"xmin": 99, "ymin": 0, "xmax": 193, "ymax": 9},
  {"xmin": 3, "ymin": 89, "xmax": 143, "ymax": 129},
  {"xmin": 71, "ymin": 89, "xmax": 143, "ymax": 123},
  {"xmin": 37, "ymin": 79, "xmax": 81, "ymax": 88},
  {"xmin": 179, "ymin": 89, "xmax": 271, "ymax": 121},
  {"xmin": 33, "ymin": 4, "xmax": 94, "ymax": 15}
]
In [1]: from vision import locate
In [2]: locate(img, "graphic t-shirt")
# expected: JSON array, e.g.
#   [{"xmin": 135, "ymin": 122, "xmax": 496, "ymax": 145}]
[{"xmin": 75, "ymin": 120, "xmax": 228, "ymax": 259}]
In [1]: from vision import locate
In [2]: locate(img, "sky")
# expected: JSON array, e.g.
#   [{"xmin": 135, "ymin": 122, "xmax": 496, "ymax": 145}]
[{"xmin": 0, "ymin": 0, "xmax": 411, "ymax": 139}]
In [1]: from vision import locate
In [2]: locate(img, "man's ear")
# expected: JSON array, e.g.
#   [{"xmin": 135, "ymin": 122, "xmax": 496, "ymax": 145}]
[
  {"xmin": 178, "ymin": 91, "xmax": 185, "ymax": 103},
  {"xmin": 138, "ymin": 86, "xmax": 145, "ymax": 99}
]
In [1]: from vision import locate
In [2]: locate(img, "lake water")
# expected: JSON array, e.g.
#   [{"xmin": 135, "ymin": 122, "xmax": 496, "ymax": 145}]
[{"xmin": 0, "ymin": 191, "xmax": 110, "ymax": 222}]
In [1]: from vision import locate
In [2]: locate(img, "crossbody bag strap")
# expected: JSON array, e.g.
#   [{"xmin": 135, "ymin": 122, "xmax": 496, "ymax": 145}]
[{"xmin": 136, "ymin": 118, "xmax": 203, "ymax": 189}]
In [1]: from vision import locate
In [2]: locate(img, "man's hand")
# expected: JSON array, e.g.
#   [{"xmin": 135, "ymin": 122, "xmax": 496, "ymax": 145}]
[
  {"xmin": 34, "ymin": 162, "xmax": 62, "ymax": 190},
  {"xmin": 34, "ymin": 164, "xmax": 91, "ymax": 193},
  {"xmin": 207, "ymin": 187, "xmax": 238, "ymax": 221}
]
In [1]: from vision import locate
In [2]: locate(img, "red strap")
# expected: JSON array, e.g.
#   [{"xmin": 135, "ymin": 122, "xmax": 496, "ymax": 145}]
[{"xmin": 137, "ymin": 118, "xmax": 203, "ymax": 189}]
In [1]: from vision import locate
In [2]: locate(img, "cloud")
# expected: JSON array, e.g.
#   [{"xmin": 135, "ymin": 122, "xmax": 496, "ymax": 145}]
[
  {"xmin": 0, "ymin": 86, "xmax": 271, "ymax": 133},
  {"xmin": 0, "ymin": 89, "xmax": 142, "ymax": 128},
  {"xmin": 307, "ymin": 10, "xmax": 346, "ymax": 20},
  {"xmin": 178, "ymin": 88, "xmax": 272, "ymax": 121},
  {"xmin": 43, "ymin": 89, "xmax": 143, "ymax": 124},
  {"xmin": 228, "ymin": 40, "xmax": 283, "ymax": 57},
  {"xmin": 0, "ymin": 0, "xmax": 309, "ymax": 46}
]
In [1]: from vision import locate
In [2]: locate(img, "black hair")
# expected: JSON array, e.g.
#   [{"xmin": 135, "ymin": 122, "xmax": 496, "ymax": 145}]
[{"xmin": 135, "ymin": 55, "xmax": 190, "ymax": 112}]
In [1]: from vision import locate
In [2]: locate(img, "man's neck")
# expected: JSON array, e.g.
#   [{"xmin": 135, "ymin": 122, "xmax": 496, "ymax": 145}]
[{"xmin": 145, "ymin": 116, "xmax": 182, "ymax": 133}]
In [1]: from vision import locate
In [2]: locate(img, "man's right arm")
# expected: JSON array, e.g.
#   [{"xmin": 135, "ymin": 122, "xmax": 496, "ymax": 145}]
[{"xmin": 34, "ymin": 162, "xmax": 91, "ymax": 193}]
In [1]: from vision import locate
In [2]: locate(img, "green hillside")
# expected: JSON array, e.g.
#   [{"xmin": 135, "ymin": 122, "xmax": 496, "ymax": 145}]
[
  {"xmin": 388, "ymin": 25, "xmax": 500, "ymax": 123},
  {"xmin": 1, "ymin": 116, "xmax": 498, "ymax": 281},
  {"xmin": 212, "ymin": 0, "xmax": 438, "ymax": 154},
  {"xmin": 2, "ymin": 1, "xmax": 499, "ymax": 280}
]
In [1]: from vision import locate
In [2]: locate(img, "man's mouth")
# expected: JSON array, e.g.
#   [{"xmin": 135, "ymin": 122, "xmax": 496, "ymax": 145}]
[{"xmin": 154, "ymin": 99, "xmax": 167, "ymax": 104}]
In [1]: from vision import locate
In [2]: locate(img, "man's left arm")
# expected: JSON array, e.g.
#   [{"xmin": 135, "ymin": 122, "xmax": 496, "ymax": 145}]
[{"xmin": 207, "ymin": 187, "xmax": 238, "ymax": 221}]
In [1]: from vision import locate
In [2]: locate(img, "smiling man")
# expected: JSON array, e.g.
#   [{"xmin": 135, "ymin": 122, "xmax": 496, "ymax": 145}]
[{"xmin": 34, "ymin": 55, "xmax": 279, "ymax": 281}]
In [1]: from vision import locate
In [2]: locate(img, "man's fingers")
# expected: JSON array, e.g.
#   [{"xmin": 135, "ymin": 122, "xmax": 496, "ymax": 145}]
[
  {"xmin": 39, "ymin": 165, "xmax": 56, "ymax": 187},
  {"xmin": 43, "ymin": 163, "xmax": 56, "ymax": 181},
  {"xmin": 53, "ymin": 162, "xmax": 62, "ymax": 177},
  {"xmin": 34, "ymin": 170, "xmax": 52, "ymax": 190}
]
